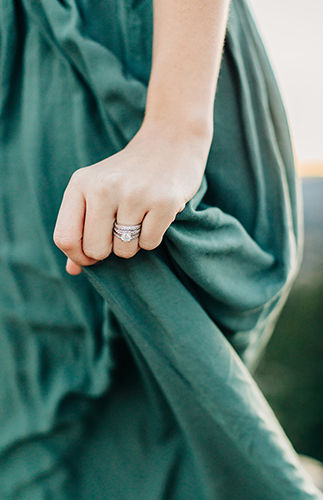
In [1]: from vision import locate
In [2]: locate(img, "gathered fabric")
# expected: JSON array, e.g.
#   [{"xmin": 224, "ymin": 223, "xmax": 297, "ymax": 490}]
[{"xmin": 0, "ymin": 0, "xmax": 321, "ymax": 498}]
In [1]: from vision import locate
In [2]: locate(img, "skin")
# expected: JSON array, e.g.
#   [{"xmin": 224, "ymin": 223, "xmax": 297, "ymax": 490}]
[{"xmin": 53, "ymin": 0, "xmax": 231, "ymax": 275}]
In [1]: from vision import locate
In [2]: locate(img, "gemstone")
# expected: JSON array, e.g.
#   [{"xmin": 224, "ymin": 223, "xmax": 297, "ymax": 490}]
[{"xmin": 121, "ymin": 232, "xmax": 131, "ymax": 242}]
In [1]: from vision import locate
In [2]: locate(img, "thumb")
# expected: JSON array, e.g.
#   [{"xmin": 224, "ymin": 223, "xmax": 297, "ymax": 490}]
[{"xmin": 66, "ymin": 258, "xmax": 83, "ymax": 275}]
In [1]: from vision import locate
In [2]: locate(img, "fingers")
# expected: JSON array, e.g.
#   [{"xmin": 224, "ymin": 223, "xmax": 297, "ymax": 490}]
[
  {"xmin": 53, "ymin": 177, "xmax": 97, "ymax": 267},
  {"xmin": 113, "ymin": 204, "xmax": 145, "ymax": 259},
  {"xmin": 66, "ymin": 258, "xmax": 83, "ymax": 275},
  {"xmin": 54, "ymin": 164, "xmax": 184, "ymax": 269},
  {"xmin": 82, "ymin": 196, "xmax": 116, "ymax": 261},
  {"xmin": 139, "ymin": 206, "xmax": 176, "ymax": 251},
  {"xmin": 113, "ymin": 193, "xmax": 181, "ymax": 257}
]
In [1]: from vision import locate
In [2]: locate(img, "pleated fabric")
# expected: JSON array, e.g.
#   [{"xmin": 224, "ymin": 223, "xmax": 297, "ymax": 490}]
[{"xmin": 0, "ymin": 0, "xmax": 321, "ymax": 498}]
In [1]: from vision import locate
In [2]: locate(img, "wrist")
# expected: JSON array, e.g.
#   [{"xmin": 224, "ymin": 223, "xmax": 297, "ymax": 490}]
[
  {"xmin": 138, "ymin": 114, "xmax": 213, "ymax": 153},
  {"xmin": 144, "ymin": 86, "xmax": 214, "ymax": 145}
]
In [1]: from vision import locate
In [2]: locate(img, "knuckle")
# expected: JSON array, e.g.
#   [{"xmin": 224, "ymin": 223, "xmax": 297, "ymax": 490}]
[
  {"xmin": 113, "ymin": 247, "xmax": 136, "ymax": 259},
  {"xmin": 124, "ymin": 195, "xmax": 139, "ymax": 210},
  {"xmin": 53, "ymin": 232, "xmax": 76, "ymax": 252},
  {"xmin": 119, "ymin": 192, "xmax": 143, "ymax": 212},
  {"xmin": 140, "ymin": 238, "xmax": 160, "ymax": 251},
  {"xmin": 75, "ymin": 255, "xmax": 93, "ymax": 267},
  {"xmin": 70, "ymin": 167, "xmax": 87, "ymax": 186},
  {"xmin": 83, "ymin": 247, "xmax": 111, "ymax": 261},
  {"xmin": 154, "ymin": 195, "xmax": 177, "ymax": 213},
  {"xmin": 96, "ymin": 172, "xmax": 119, "ymax": 196},
  {"xmin": 95, "ymin": 179, "xmax": 111, "ymax": 197}
]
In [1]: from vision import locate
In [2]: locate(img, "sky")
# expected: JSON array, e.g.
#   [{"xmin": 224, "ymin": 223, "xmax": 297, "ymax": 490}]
[{"xmin": 247, "ymin": 0, "xmax": 323, "ymax": 164}]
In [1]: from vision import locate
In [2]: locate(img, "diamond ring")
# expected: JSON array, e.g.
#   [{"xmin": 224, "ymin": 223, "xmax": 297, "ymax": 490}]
[{"xmin": 113, "ymin": 221, "xmax": 142, "ymax": 242}]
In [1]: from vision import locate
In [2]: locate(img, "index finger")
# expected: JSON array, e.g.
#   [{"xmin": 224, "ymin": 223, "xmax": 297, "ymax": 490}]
[{"xmin": 53, "ymin": 183, "xmax": 97, "ymax": 267}]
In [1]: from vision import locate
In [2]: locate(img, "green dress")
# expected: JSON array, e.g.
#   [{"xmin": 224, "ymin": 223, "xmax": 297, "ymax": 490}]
[{"xmin": 0, "ymin": 0, "xmax": 321, "ymax": 498}]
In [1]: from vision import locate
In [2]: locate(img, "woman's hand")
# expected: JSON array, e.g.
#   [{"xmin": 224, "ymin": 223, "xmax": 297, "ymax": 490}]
[
  {"xmin": 53, "ymin": 121, "xmax": 212, "ymax": 274},
  {"xmin": 54, "ymin": 0, "xmax": 230, "ymax": 274}
]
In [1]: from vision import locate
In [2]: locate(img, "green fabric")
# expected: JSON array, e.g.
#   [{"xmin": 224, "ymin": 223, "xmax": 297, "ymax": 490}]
[{"xmin": 0, "ymin": 0, "xmax": 321, "ymax": 498}]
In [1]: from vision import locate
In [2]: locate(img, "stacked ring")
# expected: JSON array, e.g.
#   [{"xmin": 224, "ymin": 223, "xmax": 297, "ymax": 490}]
[{"xmin": 113, "ymin": 221, "xmax": 142, "ymax": 242}]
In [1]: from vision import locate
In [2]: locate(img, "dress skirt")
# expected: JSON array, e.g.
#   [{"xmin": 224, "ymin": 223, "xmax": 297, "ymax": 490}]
[{"xmin": 0, "ymin": 0, "xmax": 321, "ymax": 498}]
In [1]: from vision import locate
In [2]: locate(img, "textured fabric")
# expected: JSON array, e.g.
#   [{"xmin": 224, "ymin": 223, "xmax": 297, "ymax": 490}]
[{"xmin": 0, "ymin": 0, "xmax": 321, "ymax": 498}]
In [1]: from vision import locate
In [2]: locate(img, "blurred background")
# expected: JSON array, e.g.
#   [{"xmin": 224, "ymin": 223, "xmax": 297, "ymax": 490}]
[{"xmin": 247, "ymin": 0, "xmax": 323, "ymax": 464}]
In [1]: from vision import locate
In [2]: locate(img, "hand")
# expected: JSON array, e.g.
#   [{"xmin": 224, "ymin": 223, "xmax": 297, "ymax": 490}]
[{"xmin": 53, "ymin": 122, "xmax": 212, "ymax": 275}]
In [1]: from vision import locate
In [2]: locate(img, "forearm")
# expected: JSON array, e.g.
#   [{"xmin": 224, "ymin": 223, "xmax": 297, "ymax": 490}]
[
  {"xmin": 144, "ymin": 0, "xmax": 231, "ymax": 140},
  {"xmin": 55, "ymin": 0, "xmax": 231, "ymax": 271}
]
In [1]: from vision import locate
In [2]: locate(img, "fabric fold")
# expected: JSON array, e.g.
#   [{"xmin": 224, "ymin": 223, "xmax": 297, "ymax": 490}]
[
  {"xmin": 0, "ymin": 0, "xmax": 320, "ymax": 497},
  {"xmin": 83, "ymin": 248, "xmax": 321, "ymax": 499}
]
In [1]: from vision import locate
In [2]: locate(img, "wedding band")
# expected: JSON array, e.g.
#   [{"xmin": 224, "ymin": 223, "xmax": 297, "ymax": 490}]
[{"xmin": 113, "ymin": 221, "xmax": 142, "ymax": 242}]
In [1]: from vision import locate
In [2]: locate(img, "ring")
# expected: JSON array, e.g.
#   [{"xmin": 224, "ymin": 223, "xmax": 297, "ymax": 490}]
[{"xmin": 113, "ymin": 221, "xmax": 142, "ymax": 242}]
